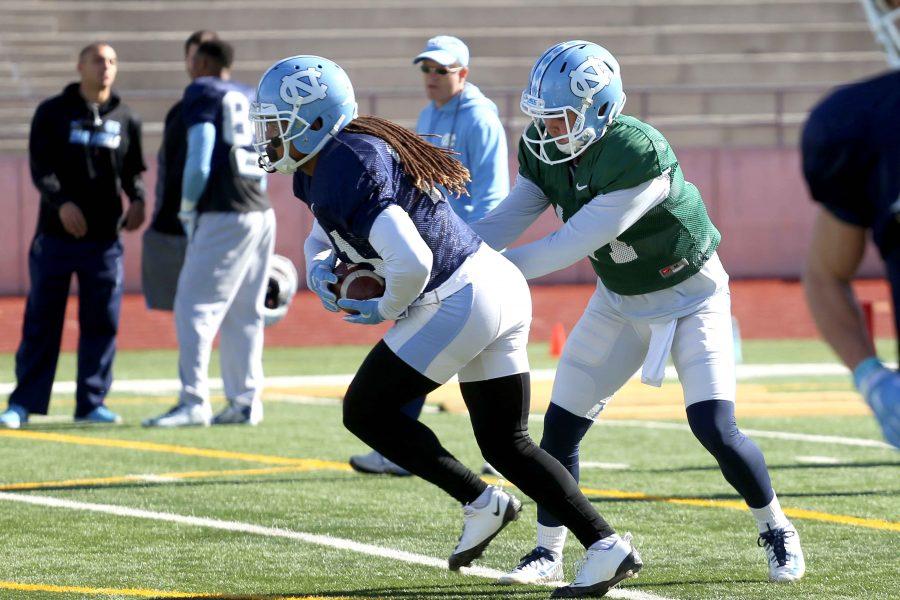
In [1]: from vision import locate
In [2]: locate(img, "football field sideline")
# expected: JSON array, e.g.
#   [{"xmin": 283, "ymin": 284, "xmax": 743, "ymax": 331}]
[{"xmin": 0, "ymin": 362, "xmax": 861, "ymax": 397}]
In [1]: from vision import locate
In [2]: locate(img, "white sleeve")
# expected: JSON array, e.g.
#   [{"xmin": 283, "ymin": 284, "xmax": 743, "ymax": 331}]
[
  {"xmin": 503, "ymin": 172, "xmax": 671, "ymax": 280},
  {"xmin": 469, "ymin": 174, "xmax": 551, "ymax": 250},
  {"xmin": 303, "ymin": 219, "xmax": 334, "ymax": 286},
  {"xmin": 369, "ymin": 204, "xmax": 433, "ymax": 320}
]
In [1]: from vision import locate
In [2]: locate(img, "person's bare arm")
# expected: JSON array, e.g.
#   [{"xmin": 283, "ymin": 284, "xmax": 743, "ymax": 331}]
[{"xmin": 802, "ymin": 207, "xmax": 875, "ymax": 369}]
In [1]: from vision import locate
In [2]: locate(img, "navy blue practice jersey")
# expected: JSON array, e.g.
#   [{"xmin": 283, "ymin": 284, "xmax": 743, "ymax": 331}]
[
  {"xmin": 802, "ymin": 70, "xmax": 900, "ymax": 342},
  {"xmin": 293, "ymin": 130, "xmax": 482, "ymax": 293},
  {"xmin": 802, "ymin": 70, "xmax": 900, "ymax": 256},
  {"xmin": 182, "ymin": 76, "xmax": 270, "ymax": 213}
]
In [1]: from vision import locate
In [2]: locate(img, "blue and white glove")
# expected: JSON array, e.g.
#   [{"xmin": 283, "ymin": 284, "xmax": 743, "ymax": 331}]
[
  {"xmin": 853, "ymin": 357, "xmax": 900, "ymax": 449},
  {"xmin": 178, "ymin": 209, "xmax": 198, "ymax": 242},
  {"xmin": 308, "ymin": 259, "xmax": 339, "ymax": 312},
  {"xmin": 338, "ymin": 298, "xmax": 385, "ymax": 325}
]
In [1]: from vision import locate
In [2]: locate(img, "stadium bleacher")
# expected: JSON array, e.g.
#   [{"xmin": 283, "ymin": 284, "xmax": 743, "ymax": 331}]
[{"xmin": 0, "ymin": 0, "xmax": 886, "ymax": 152}]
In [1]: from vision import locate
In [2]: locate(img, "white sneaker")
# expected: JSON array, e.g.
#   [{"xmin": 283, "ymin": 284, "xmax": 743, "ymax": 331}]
[
  {"xmin": 498, "ymin": 546, "xmax": 564, "ymax": 585},
  {"xmin": 552, "ymin": 532, "xmax": 642, "ymax": 598},
  {"xmin": 758, "ymin": 524, "xmax": 805, "ymax": 582},
  {"xmin": 448, "ymin": 485, "xmax": 521, "ymax": 570},
  {"xmin": 212, "ymin": 402, "xmax": 262, "ymax": 426},
  {"xmin": 142, "ymin": 403, "xmax": 211, "ymax": 428},
  {"xmin": 348, "ymin": 450, "xmax": 411, "ymax": 476}
]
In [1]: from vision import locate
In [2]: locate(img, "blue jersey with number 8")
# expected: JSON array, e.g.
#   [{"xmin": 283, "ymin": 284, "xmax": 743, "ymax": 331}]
[{"xmin": 182, "ymin": 76, "xmax": 270, "ymax": 213}]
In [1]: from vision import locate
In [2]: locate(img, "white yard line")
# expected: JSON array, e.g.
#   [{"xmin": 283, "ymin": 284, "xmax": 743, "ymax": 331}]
[
  {"xmin": 795, "ymin": 456, "xmax": 846, "ymax": 465},
  {"xmin": 0, "ymin": 492, "xmax": 671, "ymax": 600},
  {"xmin": 0, "ymin": 362, "xmax": 861, "ymax": 396},
  {"xmin": 581, "ymin": 462, "xmax": 631, "ymax": 470},
  {"xmin": 595, "ymin": 419, "xmax": 893, "ymax": 449}
]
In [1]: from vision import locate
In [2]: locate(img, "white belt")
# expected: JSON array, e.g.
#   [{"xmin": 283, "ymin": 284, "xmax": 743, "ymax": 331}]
[{"xmin": 409, "ymin": 278, "xmax": 467, "ymax": 307}]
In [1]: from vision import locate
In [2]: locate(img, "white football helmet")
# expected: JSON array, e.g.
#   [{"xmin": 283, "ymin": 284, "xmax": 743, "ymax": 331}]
[
  {"xmin": 860, "ymin": 0, "xmax": 900, "ymax": 68},
  {"xmin": 262, "ymin": 254, "xmax": 298, "ymax": 327}
]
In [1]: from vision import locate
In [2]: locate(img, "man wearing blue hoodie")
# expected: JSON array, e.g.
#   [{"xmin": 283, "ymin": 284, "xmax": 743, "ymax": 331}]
[
  {"xmin": 349, "ymin": 35, "xmax": 510, "ymax": 475},
  {"xmin": 414, "ymin": 35, "xmax": 509, "ymax": 221}
]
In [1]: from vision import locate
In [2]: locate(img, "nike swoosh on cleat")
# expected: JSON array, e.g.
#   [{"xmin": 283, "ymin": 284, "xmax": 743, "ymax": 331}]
[{"xmin": 492, "ymin": 498, "xmax": 501, "ymax": 516}]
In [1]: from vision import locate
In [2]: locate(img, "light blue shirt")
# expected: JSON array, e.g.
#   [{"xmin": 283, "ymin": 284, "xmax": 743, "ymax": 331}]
[
  {"xmin": 181, "ymin": 122, "xmax": 215, "ymax": 210},
  {"xmin": 416, "ymin": 83, "xmax": 509, "ymax": 223}
]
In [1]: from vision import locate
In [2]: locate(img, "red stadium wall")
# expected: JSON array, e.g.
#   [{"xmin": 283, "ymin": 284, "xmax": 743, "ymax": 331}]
[{"xmin": 0, "ymin": 148, "xmax": 884, "ymax": 296}]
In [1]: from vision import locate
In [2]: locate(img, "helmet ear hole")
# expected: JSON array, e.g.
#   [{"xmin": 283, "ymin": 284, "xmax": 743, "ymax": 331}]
[
  {"xmin": 597, "ymin": 102, "xmax": 609, "ymax": 118},
  {"xmin": 310, "ymin": 117, "xmax": 324, "ymax": 131}
]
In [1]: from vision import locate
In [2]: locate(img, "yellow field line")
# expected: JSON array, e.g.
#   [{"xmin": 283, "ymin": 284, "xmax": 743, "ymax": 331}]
[
  {"xmin": 3, "ymin": 430, "xmax": 896, "ymax": 533},
  {"xmin": 0, "ymin": 466, "xmax": 319, "ymax": 492},
  {"xmin": 0, "ymin": 581, "xmax": 208, "ymax": 598},
  {"xmin": 0, "ymin": 580, "xmax": 348, "ymax": 599},
  {"xmin": 576, "ymin": 484, "xmax": 900, "ymax": 533},
  {"xmin": 0, "ymin": 430, "xmax": 350, "ymax": 470}
]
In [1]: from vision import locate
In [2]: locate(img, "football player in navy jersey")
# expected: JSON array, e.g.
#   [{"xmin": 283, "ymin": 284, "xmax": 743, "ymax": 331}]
[
  {"xmin": 143, "ymin": 40, "xmax": 274, "ymax": 428},
  {"xmin": 251, "ymin": 55, "xmax": 642, "ymax": 596},
  {"xmin": 801, "ymin": 0, "xmax": 900, "ymax": 449},
  {"xmin": 142, "ymin": 30, "xmax": 218, "ymax": 312}
]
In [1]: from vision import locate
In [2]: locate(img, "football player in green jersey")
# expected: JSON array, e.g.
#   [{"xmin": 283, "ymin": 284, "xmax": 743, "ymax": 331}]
[{"xmin": 472, "ymin": 41, "xmax": 805, "ymax": 593}]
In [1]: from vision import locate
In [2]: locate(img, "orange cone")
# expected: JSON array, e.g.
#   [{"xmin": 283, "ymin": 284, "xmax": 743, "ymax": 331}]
[{"xmin": 550, "ymin": 322, "xmax": 567, "ymax": 358}]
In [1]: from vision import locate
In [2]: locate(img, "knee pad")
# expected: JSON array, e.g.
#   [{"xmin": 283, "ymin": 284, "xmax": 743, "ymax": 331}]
[
  {"xmin": 540, "ymin": 403, "xmax": 594, "ymax": 480},
  {"xmin": 342, "ymin": 384, "xmax": 380, "ymax": 437},
  {"xmin": 687, "ymin": 399, "xmax": 743, "ymax": 453},
  {"xmin": 478, "ymin": 428, "xmax": 535, "ymax": 470}
]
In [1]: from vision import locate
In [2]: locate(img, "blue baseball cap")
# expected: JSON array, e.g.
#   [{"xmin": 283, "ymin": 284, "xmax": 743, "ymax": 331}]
[{"xmin": 413, "ymin": 35, "xmax": 469, "ymax": 67}]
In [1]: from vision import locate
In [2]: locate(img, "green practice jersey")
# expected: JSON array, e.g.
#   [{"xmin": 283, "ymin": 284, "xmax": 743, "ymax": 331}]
[{"xmin": 518, "ymin": 115, "xmax": 720, "ymax": 295}]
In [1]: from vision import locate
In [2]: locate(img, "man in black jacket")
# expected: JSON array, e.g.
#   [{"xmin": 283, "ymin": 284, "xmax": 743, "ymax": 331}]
[
  {"xmin": 142, "ymin": 30, "xmax": 217, "ymax": 311},
  {"xmin": 0, "ymin": 42, "xmax": 146, "ymax": 428}
]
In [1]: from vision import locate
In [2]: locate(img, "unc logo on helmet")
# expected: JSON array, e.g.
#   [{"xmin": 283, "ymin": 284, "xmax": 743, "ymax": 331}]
[
  {"xmin": 569, "ymin": 57, "xmax": 613, "ymax": 100},
  {"xmin": 520, "ymin": 41, "xmax": 626, "ymax": 165},
  {"xmin": 279, "ymin": 68, "xmax": 328, "ymax": 106},
  {"xmin": 249, "ymin": 55, "xmax": 357, "ymax": 174}
]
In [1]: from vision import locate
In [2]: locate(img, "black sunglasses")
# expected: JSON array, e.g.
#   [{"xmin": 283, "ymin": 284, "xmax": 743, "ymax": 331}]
[{"xmin": 419, "ymin": 64, "xmax": 463, "ymax": 75}]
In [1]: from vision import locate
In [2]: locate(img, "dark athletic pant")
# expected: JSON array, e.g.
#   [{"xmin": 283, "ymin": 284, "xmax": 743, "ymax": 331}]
[
  {"xmin": 9, "ymin": 234, "xmax": 123, "ymax": 417},
  {"xmin": 342, "ymin": 341, "xmax": 615, "ymax": 548},
  {"xmin": 536, "ymin": 399, "xmax": 775, "ymax": 527}
]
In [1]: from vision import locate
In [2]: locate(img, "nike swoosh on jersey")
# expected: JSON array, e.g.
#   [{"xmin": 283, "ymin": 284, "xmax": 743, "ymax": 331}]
[{"xmin": 575, "ymin": 183, "xmax": 588, "ymax": 191}]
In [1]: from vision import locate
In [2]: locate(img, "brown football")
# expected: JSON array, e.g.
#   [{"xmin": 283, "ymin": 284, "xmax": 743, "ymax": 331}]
[{"xmin": 328, "ymin": 263, "xmax": 386, "ymax": 314}]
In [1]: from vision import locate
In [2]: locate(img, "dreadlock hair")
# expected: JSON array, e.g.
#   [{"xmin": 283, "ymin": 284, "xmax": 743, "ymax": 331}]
[{"xmin": 343, "ymin": 115, "xmax": 470, "ymax": 197}]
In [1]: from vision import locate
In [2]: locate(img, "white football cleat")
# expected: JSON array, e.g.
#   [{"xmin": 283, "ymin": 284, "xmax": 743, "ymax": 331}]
[
  {"xmin": 142, "ymin": 403, "xmax": 212, "ymax": 428},
  {"xmin": 758, "ymin": 524, "xmax": 806, "ymax": 582},
  {"xmin": 212, "ymin": 402, "xmax": 262, "ymax": 426},
  {"xmin": 498, "ymin": 546, "xmax": 564, "ymax": 585},
  {"xmin": 349, "ymin": 450, "xmax": 411, "ymax": 476},
  {"xmin": 448, "ymin": 485, "xmax": 521, "ymax": 570},
  {"xmin": 552, "ymin": 532, "xmax": 642, "ymax": 598}
]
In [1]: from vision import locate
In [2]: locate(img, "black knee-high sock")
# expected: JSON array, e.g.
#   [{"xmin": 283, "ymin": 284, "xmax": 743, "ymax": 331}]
[
  {"xmin": 686, "ymin": 399, "xmax": 774, "ymax": 508},
  {"xmin": 343, "ymin": 341, "xmax": 486, "ymax": 504},
  {"xmin": 461, "ymin": 373, "xmax": 615, "ymax": 548},
  {"xmin": 537, "ymin": 403, "xmax": 595, "ymax": 527}
]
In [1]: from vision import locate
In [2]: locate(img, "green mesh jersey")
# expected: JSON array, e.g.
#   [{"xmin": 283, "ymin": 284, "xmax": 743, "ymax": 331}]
[{"xmin": 518, "ymin": 115, "xmax": 720, "ymax": 295}]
